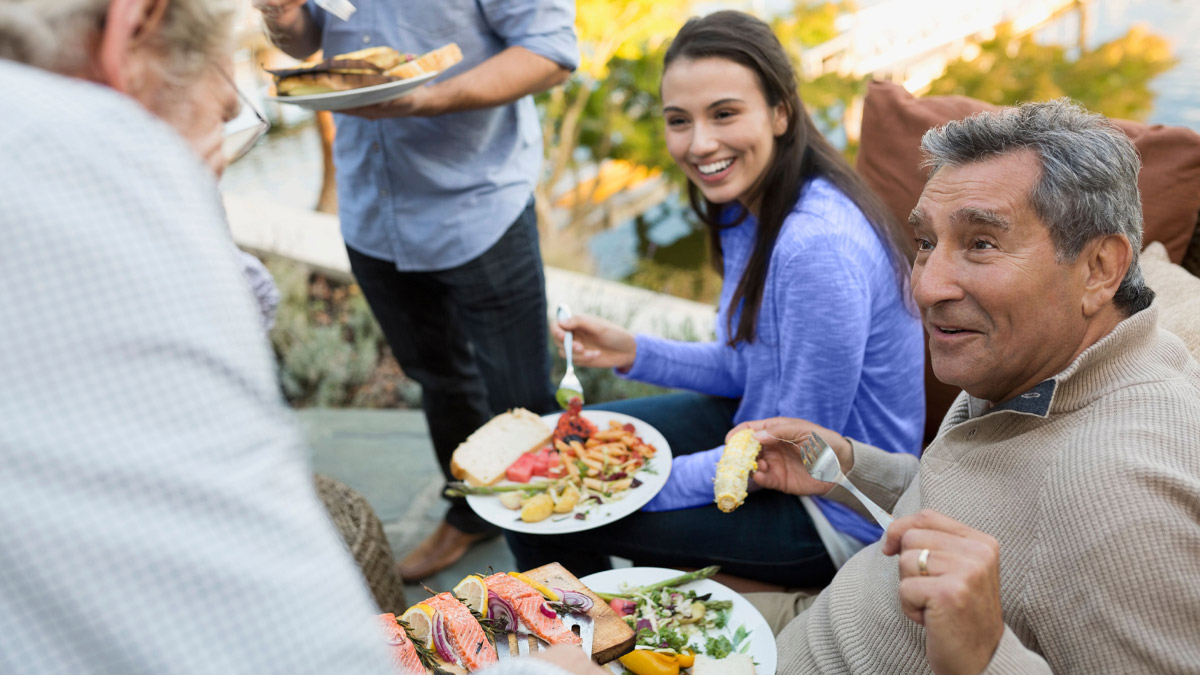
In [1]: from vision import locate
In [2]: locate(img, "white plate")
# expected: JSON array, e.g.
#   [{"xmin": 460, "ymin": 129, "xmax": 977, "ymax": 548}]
[
  {"xmin": 267, "ymin": 70, "xmax": 439, "ymax": 111},
  {"xmin": 581, "ymin": 567, "xmax": 777, "ymax": 675},
  {"xmin": 465, "ymin": 411, "xmax": 671, "ymax": 534}
]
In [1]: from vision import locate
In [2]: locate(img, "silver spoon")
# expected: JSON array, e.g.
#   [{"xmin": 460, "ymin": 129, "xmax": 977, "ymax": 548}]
[{"xmin": 555, "ymin": 304, "xmax": 584, "ymax": 408}]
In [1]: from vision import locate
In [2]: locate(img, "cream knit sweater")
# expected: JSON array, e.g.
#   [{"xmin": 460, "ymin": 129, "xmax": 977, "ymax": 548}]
[{"xmin": 778, "ymin": 304, "xmax": 1200, "ymax": 673}]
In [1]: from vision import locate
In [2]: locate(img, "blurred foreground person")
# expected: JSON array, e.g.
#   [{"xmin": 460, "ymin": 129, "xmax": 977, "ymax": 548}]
[
  {"xmin": 737, "ymin": 100, "xmax": 1200, "ymax": 673},
  {"xmin": 0, "ymin": 1, "xmax": 596, "ymax": 673}
]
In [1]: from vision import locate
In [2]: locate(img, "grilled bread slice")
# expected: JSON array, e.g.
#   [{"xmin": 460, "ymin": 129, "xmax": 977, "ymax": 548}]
[{"xmin": 386, "ymin": 42, "xmax": 462, "ymax": 79}]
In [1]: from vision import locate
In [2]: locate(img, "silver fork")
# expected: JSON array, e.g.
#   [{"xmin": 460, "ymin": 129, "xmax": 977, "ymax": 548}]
[
  {"xmin": 802, "ymin": 432, "xmax": 894, "ymax": 530},
  {"xmin": 555, "ymin": 304, "xmax": 584, "ymax": 408},
  {"xmin": 493, "ymin": 616, "xmax": 594, "ymax": 661}
]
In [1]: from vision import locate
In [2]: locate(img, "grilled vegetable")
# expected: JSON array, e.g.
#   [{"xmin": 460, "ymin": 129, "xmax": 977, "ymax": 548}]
[{"xmin": 714, "ymin": 429, "xmax": 761, "ymax": 512}]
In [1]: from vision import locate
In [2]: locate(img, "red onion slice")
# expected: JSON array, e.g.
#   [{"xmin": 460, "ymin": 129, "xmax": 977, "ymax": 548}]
[
  {"xmin": 430, "ymin": 611, "xmax": 456, "ymax": 663},
  {"xmin": 540, "ymin": 601, "xmax": 557, "ymax": 618},
  {"xmin": 551, "ymin": 588, "xmax": 594, "ymax": 613},
  {"xmin": 487, "ymin": 591, "xmax": 518, "ymax": 631}
]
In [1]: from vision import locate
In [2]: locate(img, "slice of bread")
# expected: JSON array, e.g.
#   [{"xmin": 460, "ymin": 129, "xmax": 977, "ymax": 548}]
[
  {"xmin": 692, "ymin": 654, "xmax": 756, "ymax": 675},
  {"xmin": 385, "ymin": 42, "xmax": 463, "ymax": 79},
  {"xmin": 450, "ymin": 408, "xmax": 552, "ymax": 486}
]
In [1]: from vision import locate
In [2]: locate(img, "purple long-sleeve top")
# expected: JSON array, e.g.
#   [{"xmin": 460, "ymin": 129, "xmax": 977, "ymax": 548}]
[{"xmin": 623, "ymin": 177, "xmax": 925, "ymax": 543}]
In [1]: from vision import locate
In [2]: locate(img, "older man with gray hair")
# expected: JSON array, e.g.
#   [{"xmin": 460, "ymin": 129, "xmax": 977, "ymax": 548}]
[
  {"xmin": 734, "ymin": 99, "xmax": 1200, "ymax": 674},
  {"xmin": 0, "ymin": 2, "xmax": 600, "ymax": 673}
]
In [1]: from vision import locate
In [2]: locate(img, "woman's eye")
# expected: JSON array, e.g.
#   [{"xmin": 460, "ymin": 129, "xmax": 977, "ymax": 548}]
[
  {"xmin": 666, "ymin": 117, "xmax": 688, "ymax": 127},
  {"xmin": 714, "ymin": 109, "xmax": 735, "ymax": 120}
]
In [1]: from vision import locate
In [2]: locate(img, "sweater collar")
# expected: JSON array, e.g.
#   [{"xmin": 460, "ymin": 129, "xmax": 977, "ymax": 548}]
[{"xmin": 963, "ymin": 303, "xmax": 1160, "ymax": 420}]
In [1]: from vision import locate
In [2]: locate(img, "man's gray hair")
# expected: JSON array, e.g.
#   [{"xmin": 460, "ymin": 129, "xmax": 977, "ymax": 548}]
[
  {"xmin": 0, "ymin": 0, "xmax": 238, "ymax": 83},
  {"xmin": 920, "ymin": 99, "xmax": 1154, "ymax": 315}
]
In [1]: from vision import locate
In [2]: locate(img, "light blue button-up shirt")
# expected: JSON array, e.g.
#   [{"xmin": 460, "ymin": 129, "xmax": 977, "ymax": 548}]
[{"xmin": 307, "ymin": 0, "xmax": 578, "ymax": 271}]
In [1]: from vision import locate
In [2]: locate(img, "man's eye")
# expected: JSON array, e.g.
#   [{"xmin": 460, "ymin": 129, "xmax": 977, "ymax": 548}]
[
  {"xmin": 971, "ymin": 239, "xmax": 996, "ymax": 250},
  {"xmin": 914, "ymin": 238, "xmax": 934, "ymax": 252}
]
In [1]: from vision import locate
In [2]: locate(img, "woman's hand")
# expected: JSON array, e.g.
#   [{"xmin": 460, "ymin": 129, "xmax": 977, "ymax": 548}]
[
  {"xmin": 552, "ymin": 314, "xmax": 637, "ymax": 371},
  {"xmin": 726, "ymin": 417, "xmax": 852, "ymax": 497}
]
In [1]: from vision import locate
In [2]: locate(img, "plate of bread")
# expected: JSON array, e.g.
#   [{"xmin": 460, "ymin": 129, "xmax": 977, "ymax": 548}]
[
  {"xmin": 449, "ymin": 402, "xmax": 672, "ymax": 534},
  {"xmin": 266, "ymin": 43, "xmax": 461, "ymax": 111}
]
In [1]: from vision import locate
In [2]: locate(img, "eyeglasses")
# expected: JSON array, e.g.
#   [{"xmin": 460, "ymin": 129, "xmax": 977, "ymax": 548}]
[{"xmin": 218, "ymin": 68, "xmax": 270, "ymax": 165}]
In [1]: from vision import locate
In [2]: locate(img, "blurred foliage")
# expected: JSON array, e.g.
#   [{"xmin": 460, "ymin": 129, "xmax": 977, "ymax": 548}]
[
  {"xmin": 266, "ymin": 256, "xmax": 417, "ymax": 408},
  {"xmin": 928, "ymin": 23, "xmax": 1176, "ymax": 120}
]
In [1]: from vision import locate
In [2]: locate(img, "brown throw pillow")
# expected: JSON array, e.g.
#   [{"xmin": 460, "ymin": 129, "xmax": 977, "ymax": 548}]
[{"xmin": 856, "ymin": 80, "xmax": 1200, "ymax": 264}]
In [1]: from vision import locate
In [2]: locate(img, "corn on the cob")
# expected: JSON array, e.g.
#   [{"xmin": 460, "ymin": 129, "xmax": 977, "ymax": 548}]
[{"xmin": 714, "ymin": 429, "xmax": 761, "ymax": 513}]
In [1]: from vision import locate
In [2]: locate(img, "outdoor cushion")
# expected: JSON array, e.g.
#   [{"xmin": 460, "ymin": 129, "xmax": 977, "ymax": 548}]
[
  {"xmin": 1141, "ymin": 241, "xmax": 1200, "ymax": 363},
  {"xmin": 856, "ymin": 80, "xmax": 1200, "ymax": 264}
]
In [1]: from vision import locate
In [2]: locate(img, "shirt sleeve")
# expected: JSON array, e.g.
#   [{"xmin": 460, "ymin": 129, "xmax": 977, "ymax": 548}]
[
  {"xmin": 478, "ymin": 0, "xmax": 580, "ymax": 70},
  {"xmin": 621, "ymin": 334, "xmax": 743, "ymax": 398}
]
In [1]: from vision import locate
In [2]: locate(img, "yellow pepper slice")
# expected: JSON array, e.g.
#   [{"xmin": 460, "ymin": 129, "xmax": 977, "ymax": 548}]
[
  {"xmin": 618, "ymin": 650, "xmax": 680, "ymax": 675},
  {"xmin": 676, "ymin": 650, "xmax": 695, "ymax": 668}
]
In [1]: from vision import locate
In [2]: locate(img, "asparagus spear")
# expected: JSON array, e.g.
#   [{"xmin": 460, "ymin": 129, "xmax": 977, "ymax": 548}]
[
  {"xmin": 593, "ymin": 565, "xmax": 721, "ymax": 601},
  {"xmin": 443, "ymin": 480, "xmax": 559, "ymax": 498}
]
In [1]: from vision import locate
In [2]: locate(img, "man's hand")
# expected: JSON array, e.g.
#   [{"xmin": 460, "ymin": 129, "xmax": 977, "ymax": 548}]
[
  {"xmin": 883, "ymin": 510, "xmax": 1005, "ymax": 675},
  {"xmin": 337, "ymin": 85, "xmax": 441, "ymax": 119},
  {"xmin": 551, "ymin": 314, "xmax": 637, "ymax": 371},
  {"xmin": 726, "ymin": 418, "xmax": 850, "ymax": 496},
  {"xmin": 533, "ymin": 644, "xmax": 609, "ymax": 674}
]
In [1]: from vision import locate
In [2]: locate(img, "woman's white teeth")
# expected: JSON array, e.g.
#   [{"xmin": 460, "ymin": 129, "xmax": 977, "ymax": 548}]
[{"xmin": 698, "ymin": 158, "xmax": 733, "ymax": 175}]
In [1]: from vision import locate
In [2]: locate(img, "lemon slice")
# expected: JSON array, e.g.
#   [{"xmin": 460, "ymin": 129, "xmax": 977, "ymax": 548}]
[
  {"xmin": 508, "ymin": 571, "xmax": 560, "ymax": 601},
  {"xmin": 399, "ymin": 603, "xmax": 436, "ymax": 647},
  {"xmin": 453, "ymin": 575, "xmax": 488, "ymax": 618}
]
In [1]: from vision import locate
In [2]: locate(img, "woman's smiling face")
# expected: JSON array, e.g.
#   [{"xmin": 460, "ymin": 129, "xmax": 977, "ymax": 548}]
[{"xmin": 661, "ymin": 56, "xmax": 787, "ymax": 215}]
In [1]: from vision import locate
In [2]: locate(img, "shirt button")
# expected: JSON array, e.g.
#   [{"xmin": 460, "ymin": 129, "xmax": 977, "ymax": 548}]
[
  {"xmin": 362, "ymin": 34, "xmax": 371, "ymax": 44},
  {"xmin": 379, "ymin": 189, "xmax": 389, "ymax": 198},
  {"xmin": 967, "ymin": 429, "xmax": 978, "ymax": 439},
  {"xmin": 371, "ymin": 142, "xmax": 380, "ymax": 153}
]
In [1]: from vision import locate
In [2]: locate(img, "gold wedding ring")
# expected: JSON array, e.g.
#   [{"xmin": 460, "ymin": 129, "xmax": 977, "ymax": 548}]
[{"xmin": 917, "ymin": 548, "xmax": 931, "ymax": 576}]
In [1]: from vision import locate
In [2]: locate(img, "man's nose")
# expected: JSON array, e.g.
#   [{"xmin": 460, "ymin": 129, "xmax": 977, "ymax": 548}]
[{"xmin": 911, "ymin": 245, "xmax": 964, "ymax": 309}]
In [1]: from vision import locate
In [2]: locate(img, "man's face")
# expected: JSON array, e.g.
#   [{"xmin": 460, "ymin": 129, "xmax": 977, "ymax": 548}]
[
  {"xmin": 144, "ymin": 57, "xmax": 240, "ymax": 176},
  {"xmin": 909, "ymin": 150, "xmax": 1090, "ymax": 404}
]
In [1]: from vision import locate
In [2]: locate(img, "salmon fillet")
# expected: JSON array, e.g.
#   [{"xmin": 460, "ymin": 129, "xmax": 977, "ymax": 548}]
[
  {"xmin": 484, "ymin": 573, "xmax": 582, "ymax": 646},
  {"xmin": 377, "ymin": 613, "xmax": 425, "ymax": 674},
  {"xmin": 423, "ymin": 592, "xmax": 498, "ymax": 671}
]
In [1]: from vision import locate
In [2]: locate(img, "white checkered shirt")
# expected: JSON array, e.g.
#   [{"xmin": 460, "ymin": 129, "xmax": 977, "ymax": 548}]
[{"xmin": 0, "ymin": 59, "xmax": 566, "ymax": 675}]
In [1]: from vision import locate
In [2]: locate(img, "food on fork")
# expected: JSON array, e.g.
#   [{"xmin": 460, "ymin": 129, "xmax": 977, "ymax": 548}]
[
  {"xmin": 267, "ymin": 43, "xmax": 462, "ymax": 96},
  {"xmin": 376, "ymin": 613, "xmax": 426, "ymax": 674},
  {"xmin": 713, "ymin": 429, "xmax": 761, "ymax": 513},
  {"xmin": 484, "ymin": 572, "xmax": 583, "ymax": 646},
  {"xmin": 450, "ymin": 408, "xmax": 553, "ymax": 486}
]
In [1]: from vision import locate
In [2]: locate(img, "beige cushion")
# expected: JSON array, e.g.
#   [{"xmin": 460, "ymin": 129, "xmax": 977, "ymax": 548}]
[{"xmin": 1141, "ymin": 242, "xmax": 1200, "ymax": 362}]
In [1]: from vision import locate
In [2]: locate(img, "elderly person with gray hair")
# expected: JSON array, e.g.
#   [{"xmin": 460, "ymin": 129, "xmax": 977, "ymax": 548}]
[
  {"xmin": 730, "ymin": 99, "xmax": 1200, "ymax": 674},
  {"xmin": 0, "ymin": 2, "xmax": 600, "ymax": 674}
]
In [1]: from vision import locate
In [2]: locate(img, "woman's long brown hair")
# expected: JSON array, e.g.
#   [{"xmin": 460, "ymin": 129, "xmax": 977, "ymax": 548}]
[{"xmin": 664, "ymin": 10, "xmax": 911, "ymax": 346}]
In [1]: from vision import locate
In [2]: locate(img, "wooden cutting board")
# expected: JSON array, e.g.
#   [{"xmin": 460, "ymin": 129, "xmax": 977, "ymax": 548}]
[{"xmin": 525, "ymin": 562, "xmax": 636, "ymax": 664}]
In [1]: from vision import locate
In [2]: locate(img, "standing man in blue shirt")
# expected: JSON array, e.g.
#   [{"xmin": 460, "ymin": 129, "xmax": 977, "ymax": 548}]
[{"xmin": 255, "ymin": 0, "xmax": 578, "ymax": 580}]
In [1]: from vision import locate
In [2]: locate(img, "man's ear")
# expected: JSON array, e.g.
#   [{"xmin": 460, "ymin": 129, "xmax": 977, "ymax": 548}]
[
  {"xmin": 1080, "ymin": 233, "xmax": 1133, "ymax": 317},
  {"xmin": 96, "ymin": 0, "xmax": 169, "ymax": 93}
]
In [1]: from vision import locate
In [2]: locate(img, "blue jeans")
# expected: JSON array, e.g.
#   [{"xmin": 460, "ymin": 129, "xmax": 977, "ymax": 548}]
[
  {"xmin": 348, "ymin": 201, "xmax": 557, "ymax": 535},
  {"xmin": 505, "ymin": 393, "xmax": 836, "ymax": 587}
]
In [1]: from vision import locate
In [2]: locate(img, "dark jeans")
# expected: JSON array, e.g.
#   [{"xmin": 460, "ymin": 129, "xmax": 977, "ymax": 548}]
[
  {"xmin": 505, "ymin": 393, "xmax": 837, "ymax": 587},
  {"xmin": 347, "ymin": 201, "xmax": 557, "ymax": 534}
]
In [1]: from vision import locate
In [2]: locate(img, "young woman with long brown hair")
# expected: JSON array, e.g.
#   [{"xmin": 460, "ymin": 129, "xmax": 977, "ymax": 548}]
[{"xmin": 509, "ymin": 10, "xmax": 924, "ymax": 586}]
